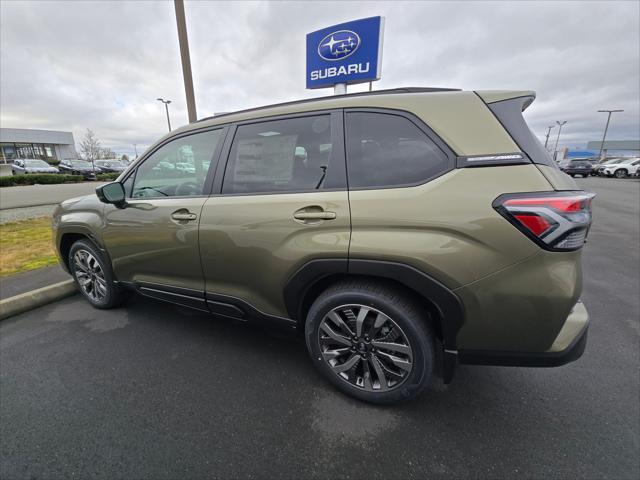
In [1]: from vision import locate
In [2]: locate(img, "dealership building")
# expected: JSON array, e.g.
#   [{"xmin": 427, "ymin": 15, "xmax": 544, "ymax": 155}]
[{"xmin": 0, "ymin": 128, "xmax": 77, "ymax": 163}]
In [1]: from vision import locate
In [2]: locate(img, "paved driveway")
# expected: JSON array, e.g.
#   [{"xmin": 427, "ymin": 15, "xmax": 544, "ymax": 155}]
[{"xmin": 1, "ymin": 177, "xmax": 638, "ymax": 479}]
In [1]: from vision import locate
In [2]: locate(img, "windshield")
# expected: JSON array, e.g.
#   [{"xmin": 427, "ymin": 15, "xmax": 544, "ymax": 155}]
[{"xmin": 25, "ymin": 160, "xmax": 51, "ymax": 167}]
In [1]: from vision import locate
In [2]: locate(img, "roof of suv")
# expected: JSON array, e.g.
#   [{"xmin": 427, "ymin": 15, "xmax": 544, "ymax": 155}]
[
  {"xmin": 157, "ymin": 87, "xmax": 537, "ymax": 158},
  {"xmin": 197, "ymin": 87, "xmax": 461, "ymax": 124}
]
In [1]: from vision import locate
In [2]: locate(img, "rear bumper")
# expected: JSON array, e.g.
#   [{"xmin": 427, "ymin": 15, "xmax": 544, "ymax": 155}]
[{"xmin": 457, "ymin": 301, "xmax": 589, "ymax": 367}]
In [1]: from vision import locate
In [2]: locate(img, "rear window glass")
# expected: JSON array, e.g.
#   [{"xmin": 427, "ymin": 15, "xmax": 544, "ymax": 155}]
[{"xmin": 345, "ymin": 112, "xmax": 449, "ymax": 189}]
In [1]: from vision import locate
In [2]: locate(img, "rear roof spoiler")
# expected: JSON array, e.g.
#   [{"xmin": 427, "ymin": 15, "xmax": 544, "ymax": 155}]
[{"xmin": 475, "ymin": 90, "xmax": 536, "ymax": 110}]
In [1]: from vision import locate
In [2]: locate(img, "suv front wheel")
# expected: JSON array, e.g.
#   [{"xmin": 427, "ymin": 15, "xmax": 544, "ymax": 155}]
[
  {"xmin": 305, "ymin": 280, "xmax": 435, "ymax": 404},
  {"xmin": 69, "ymin": 239, "xmax": 129, "ymax": 309}
]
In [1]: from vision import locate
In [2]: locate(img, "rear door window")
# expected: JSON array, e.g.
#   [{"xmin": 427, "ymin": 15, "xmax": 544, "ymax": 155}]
[
  {"xmin": 345, "ymin": 112, "xmax": 449, "ymax": 189},
  {"xmin": 222, "ymin": 115, "xmax": 335, "ymax": 194}
]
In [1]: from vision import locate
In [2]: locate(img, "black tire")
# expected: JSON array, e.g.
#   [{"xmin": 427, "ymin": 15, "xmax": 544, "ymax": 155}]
[
  {"xmin": 615, "ymin": 169, "xmax": 628, "ymax": 178},
  {"xmin": 69, "ymin": 239, "xmax": 130, "ymax": 309},
  {"xmin": 305, "ymin": 280, "xmax": 435, "ymax": 405}
]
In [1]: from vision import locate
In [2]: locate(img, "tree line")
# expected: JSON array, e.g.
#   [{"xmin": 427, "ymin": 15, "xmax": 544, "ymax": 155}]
[{"xmin": 77, "ymin": 129, "xmax": 128, "ymax": 162}]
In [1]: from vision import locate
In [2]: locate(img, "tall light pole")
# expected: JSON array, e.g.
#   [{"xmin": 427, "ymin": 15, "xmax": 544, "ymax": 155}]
[
  {"xmin": 157, "ymin": 98, "xmax": 172, "ymax": 132},
  {"xmin": 544, "ymin": 125, "xmax": 555, "ymax": 148},
  {"xmin": 554, "ymin": 121, "xmax": 567, "ymax": 161},
  {"xmin": 174, "ymin": 0, "xmax": 197, "ymax": 123},
  {"xmin": 597, "ymin": 109, "xmax": 624, "ymax": 161}
]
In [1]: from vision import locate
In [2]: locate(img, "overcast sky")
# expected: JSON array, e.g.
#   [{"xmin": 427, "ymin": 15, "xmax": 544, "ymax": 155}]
[{"xmin": 1, "ymin": 0, "xmax": 638, "ymax": 158}]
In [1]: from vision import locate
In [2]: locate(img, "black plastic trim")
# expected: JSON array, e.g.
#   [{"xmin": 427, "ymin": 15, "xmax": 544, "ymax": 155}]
[
  {"xmin": 131, "ymin": 281, "xmax": 297, "ymax": 330},
  {"xmin": 458, "ymin": 323, "xmax": 588, "ymax": 367},
  {"xmin": 137, "ymin": 283, "xmax": 208, "ymax": 312},
  {"xmin": 284, "ymin": 258, "xmax": 349, "ymax": 321},
  {"xmin": 480, "ymin": 93, "xmax": 558, "ymax": 169},
  {"xmin": 456, "ymin": 153, "xmax": 530, "ymax": 168},
  {"xmin": 284, "ymin": 258, "xmax": 465, "ymax": 350},
  {"xmin": 348, "ymin": 259, "xmax": 464, "ymax": 349},
  {"xmin": 205, "ymin": 291, "xmax": 297, "ymax": 330},
  {"xmin": 206, "ymin": 299, "xmax": 245, "ymax": 319}
]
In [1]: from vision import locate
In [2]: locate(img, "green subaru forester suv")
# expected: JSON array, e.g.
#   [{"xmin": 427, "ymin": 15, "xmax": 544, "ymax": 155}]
[{"xmin": 53, "ymin": 88, "xmax": 593, "ymax": 404}]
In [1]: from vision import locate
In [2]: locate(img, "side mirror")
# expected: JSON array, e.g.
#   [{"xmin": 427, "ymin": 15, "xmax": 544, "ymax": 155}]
[{"xmin": 96, "ymin": 182, "xmax": 127, "ymax": 208}]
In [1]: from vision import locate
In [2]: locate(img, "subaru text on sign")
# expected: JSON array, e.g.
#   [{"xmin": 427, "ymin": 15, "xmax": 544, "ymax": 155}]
[{"xmin": 306, "ymin": 16, "xmax": 384, "ymax": 89}]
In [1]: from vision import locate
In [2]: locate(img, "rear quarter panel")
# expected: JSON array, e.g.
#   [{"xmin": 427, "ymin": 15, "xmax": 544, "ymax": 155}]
[{"xmin": 348, "ymin": 165, "xmax": 553, "ymax": 289}]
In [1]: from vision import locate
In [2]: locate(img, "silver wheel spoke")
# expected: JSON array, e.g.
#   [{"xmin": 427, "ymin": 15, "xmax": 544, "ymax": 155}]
[
  {"xmin": 371, "ymin": 340, "xmax": 412, "ymax": 356},
  {"xmin": 368, "ymin": 312, "xmax": 388, "ymax": 337},
  {"xmin": 355, "ymin": 306, "xmax": 369, "ymax": 337},
  {"xmin": 331, "ymin": 354, "xmax": 360, "ymax": 374},
  {"xmin": 362, "ymin": 359, "xmax": 373, "ymax": 391},
  {"xmin": 322, "ymin": 347, "xmax": 350, "ymax": 361},
  {"xmin": 376, "ymin": 350, "xmax": 412, "ymax": 372},
  {"xmin": 320, "ymin": 322, "xmax": 352, "ymax": 347},
  {"xmin": 369, "ymin": 354, "xmax": 388, "ymax": 391},
  {"xmin": 327, "ymin": 311, "xmax": 355, "ymax": 337}
]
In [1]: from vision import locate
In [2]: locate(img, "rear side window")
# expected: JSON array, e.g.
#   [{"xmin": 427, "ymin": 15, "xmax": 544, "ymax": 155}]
[
  {"xmin": 487, "ymin": 96, "xmax": 556, "ymax": 168},
  {"xmin": 222, "ymin": 115, "xmax": 334, "ymax": 194},
  {"xmin": 345, "ymin": 112, "xmax": 449, "ymax": 189}
]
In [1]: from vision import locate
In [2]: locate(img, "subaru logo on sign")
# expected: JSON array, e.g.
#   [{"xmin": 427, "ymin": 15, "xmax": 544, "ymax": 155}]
[
  {"xmin": 318, "ymin": 30, "xmax": 361, "ymax": 61},
  {"xmin": 306, "ymin": 16, "xmax": 384, "ymax": 89}
]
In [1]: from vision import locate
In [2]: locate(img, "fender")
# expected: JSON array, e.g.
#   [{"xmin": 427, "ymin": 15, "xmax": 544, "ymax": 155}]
[{"xmin": 284, "ymin": 258, "xmax": 465, "ymax": 350}]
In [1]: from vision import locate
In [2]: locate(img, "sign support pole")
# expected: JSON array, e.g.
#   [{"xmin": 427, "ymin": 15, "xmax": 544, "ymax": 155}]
[
  {"xmin": 334, "ymin": 83, "xmax": 347, "ymax": 95},
  {"xmin": 174, "ymin": 0, "xmax": 197, "ymax": 123}
]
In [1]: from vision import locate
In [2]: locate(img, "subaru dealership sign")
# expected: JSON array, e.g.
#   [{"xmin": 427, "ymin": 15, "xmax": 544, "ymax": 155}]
[{"xmin": 306, "ymin": 16, "xmax": 385, "ymax": 89}]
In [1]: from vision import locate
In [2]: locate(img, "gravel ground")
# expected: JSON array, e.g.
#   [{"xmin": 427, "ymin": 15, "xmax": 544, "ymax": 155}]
[{"xmin": 0, "ymin": 205, "xmax": 57, "ymax": 224}]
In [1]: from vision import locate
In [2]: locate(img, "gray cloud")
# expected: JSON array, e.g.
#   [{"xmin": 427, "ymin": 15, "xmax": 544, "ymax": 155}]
[{"xmin": 1, "ymin": 0, "xmax": 638, "ymax": 157}]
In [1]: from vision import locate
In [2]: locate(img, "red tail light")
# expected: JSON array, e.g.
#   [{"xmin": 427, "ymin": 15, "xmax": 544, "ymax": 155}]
[{"xmin": 493, "ymin": 191, "xmax": 596, "ymax": 251}]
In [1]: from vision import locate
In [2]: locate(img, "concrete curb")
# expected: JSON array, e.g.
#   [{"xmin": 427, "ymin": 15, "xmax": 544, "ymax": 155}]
[{"xmin": 0, "ymin": 279, "xmax": 77, "ymax": 320}]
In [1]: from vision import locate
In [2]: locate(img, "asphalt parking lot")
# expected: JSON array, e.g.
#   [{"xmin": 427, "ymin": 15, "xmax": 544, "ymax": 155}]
[{"xmin": 1, "ymin": 176, "xmax": 638, "ymax": 479}]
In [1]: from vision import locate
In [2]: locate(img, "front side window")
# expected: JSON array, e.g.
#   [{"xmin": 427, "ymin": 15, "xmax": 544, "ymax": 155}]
[
  {"xmin": 345, "ymin": 112, "xmax": 449, "ymax": 189},
  {"xmin": 131, "ymin": 129, "xmax": 222, "ymax": 198},
  {"xmin": 222, "ymin": 115, "xmax": 333, "ymax": 194}
]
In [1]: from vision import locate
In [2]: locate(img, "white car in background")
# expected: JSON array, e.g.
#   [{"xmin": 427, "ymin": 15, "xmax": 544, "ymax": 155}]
[{"xmin": 602, "ymin": 158, "xmax": 640, "ymax": 178}]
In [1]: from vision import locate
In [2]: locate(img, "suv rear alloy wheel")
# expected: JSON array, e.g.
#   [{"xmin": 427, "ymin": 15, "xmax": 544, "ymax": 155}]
[
  {"xmin": 318, "ymin": 304, "xmax": 414, "ymax": 392},
  {"xmin": 305, "ymin": 281, "xmax": 435, "ymax": 404}
]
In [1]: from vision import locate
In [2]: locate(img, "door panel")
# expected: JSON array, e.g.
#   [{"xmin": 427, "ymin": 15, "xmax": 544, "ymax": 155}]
[
  {"xmin": 102, "ymin": 198, "xmax": 207, "ymax": 290},
  {"xmin": 101, "ymin": 128, "xmax": 225, "ymax": 291},
  {"xmin": 199, "ymin": 191, "xmax": 350, "ymax": 317}
]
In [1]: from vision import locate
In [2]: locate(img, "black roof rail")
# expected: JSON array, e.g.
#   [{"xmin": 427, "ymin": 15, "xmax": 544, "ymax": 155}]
[{"xmin": 196, "ymin": 86, "xmax": 461, "ymax": 123}]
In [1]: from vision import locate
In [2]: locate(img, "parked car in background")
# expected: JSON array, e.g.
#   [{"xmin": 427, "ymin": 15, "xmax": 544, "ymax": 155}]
[
  {"xmin": 58, "ymin": 160, "xmax": 98, "ymax": 180},
  {"xmin": 591, "ymin": 158, "xmax": 623, "ymax": 176},
  {"xmin": 11, "ymin": 158, "xmax": 59, "ymax": 175},
  {"xmin": 602, "ymin": 158, "xmax": 640, "ymax": 178},
  {"xmin": 175, "ymin": 162, "xmax": 196, "ymax": 175},
  {"xmin": 94, "ymin": 160, "xmax": 127, "ymax": 173},
  {"xmin": 560, "ymin": 159, "xmax": 594, "ymax": 177},
  {"xmin": 151, "ymin": 161, "xmax": 176, "ymax": 174},
  {"xmin": 53, "ymin": 87, "xmax": 593, "ymax": 404}
]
